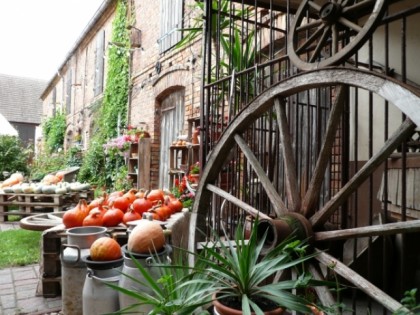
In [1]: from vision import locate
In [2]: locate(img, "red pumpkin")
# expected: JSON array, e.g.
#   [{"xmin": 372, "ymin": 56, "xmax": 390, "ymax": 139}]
[
  {"xmin": 83, "ymin": 209, "xmax": 104, "ymax": 226},
  {"xmin": 108, "ymin": 191, "xmax": 124, "ymax": 204},
  {"xmin": 135, "ymin": 189, "xmax": 146, "ymax": 199},
  {"xmin": 132, "ymin": 197, "xmax": 153, "ymax": 215},
  {"xmin": 88, "ymin": 193, "xmax": 108, "ymax": 211},
  {"xmin": 151, "ymin": 203, "xmax": 171, "ymax": 221},
  {"xmin": 102, "ymin": 207, "xmax": 124, "ymax": 227},
  {"xmin": 90, "ymin": 237, "xmax": 122, "ymax": 261},
  {"xmin": 112, "ymin": 196, "xmax": 131, "ymax": 212},
  {"xmin": 164, "ymin": 195, "xmax": 183, "ymax": 214},
  {"xmin": 123, "ymin": 189, "xmax": 137, "ymax": 204},
  {"xmin": 122, "ymin": 207, "xmax": 141, "ymax": 225},
  {"xmin": 146, "ymin": 189, "xmax": 165, "ymax": 205}
]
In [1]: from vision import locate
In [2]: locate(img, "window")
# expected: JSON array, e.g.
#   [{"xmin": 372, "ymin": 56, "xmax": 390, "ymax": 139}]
[
  {"xmin": 94, "ymin": 30, "xmax": 105, "ymax": 96},
  {"xmin": 159, "ymin": 0, "xmax": 183, "ymax": 53}
]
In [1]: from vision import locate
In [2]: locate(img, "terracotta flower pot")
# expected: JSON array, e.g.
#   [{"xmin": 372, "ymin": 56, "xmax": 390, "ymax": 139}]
[{"xmin": 212, "ymin": 294, "xmax": 284, "ymax": 315}]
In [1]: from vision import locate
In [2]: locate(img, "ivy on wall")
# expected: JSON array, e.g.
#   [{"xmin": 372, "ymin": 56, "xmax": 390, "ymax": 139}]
[
  {"xmin": 79, "ymin": 0, "xmax": 131, "ymax": 189},
  {"xmin": 42, "ymin": 112, "xmax": 66, "ymax": 153}
]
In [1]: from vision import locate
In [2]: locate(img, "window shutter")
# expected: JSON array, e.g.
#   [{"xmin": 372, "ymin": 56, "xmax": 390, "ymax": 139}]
[
  {"xmin": 159, "ymin": 0, "xmax": 183, "ymax": 53},
  {"xmin": 52, "ymin": 87, "xmax": 57, "ymax": 116},
  {"xmin": 66, "ymin": 69, "xmax": 72, "ymax": 114},
  {"xmin": 94, "ymin": 30, "xmax": 105, "ymax": 96}
]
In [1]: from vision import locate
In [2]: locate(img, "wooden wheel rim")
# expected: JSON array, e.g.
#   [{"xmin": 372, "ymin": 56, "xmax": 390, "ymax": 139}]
[
  {"xmin": 189, "ymin": 67, "xmax": 420, "ymax": 313},
  {"xmin": 288, "ymin": 0, "xmax": 387, "ymax": 70}
]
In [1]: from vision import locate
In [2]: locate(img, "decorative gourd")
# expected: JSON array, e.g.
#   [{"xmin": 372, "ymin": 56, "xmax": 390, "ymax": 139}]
[
  {"xmin": 42, "ymin": 185, "xmax": 57, "ymax": 194},
  {"xmin": 90, "ymin": 237, "xmax": 122, "ymax": 261},
  {"xmin": 127, "ymin": 220, "xmax": 165, "ymax": 254}
]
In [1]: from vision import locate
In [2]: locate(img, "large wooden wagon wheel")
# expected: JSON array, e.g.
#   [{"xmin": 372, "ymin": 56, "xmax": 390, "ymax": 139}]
[
  {"xmin": 189, "ymin": 67, "xmax": 420, "ymax": 313},
  {"xmin": 288, "ymin": 0, "xmax": 387, "ymax": 70}
]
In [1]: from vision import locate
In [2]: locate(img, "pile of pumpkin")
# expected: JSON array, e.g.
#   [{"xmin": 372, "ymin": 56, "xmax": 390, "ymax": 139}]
[
  {"xmin": 63, "ymin": 188, "xmax": 184, "ymax": 228},
  {"xmin": 0, "ymin": 171, "xmax": 90, "ymax": 194}
]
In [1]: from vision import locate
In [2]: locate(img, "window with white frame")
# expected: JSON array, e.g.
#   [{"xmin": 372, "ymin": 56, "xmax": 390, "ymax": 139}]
[{"xmin": 159, "ymin": 0, "xmax": 183, "ymax": 53}]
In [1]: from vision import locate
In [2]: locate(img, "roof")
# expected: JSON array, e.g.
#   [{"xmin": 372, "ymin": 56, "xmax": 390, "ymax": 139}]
[{"xmin": 0, "ymin": 73, "xmax": 46, "ymax": 124}]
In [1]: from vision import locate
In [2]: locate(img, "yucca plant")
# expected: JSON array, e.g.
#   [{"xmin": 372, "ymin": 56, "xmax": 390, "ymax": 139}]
[
  {"xmin": 193, "ymin": 219, "xmax": 332, "ymax": 315},
  {"xmin": 106, "ymin": 251, "xmax": 213, "ymax": 315}
]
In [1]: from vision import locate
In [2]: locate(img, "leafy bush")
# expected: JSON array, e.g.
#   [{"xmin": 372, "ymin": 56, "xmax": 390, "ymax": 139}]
[
  {"xmin": 29, "ymin": 150, "xmax": 69, "ymax": 181},
  {"xmin": 0, "ymin": 135, "xmax": 30, "ymax": 180}
]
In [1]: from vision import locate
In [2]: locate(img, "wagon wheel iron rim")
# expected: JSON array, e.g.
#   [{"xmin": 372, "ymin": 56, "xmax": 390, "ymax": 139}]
[
  {"xmin": 189, "ymin": 67, "xmax": 420, "ymax": 313},
  {"xmin": 288, "ymin": 0, "xmax": 387, "ymax": 70}
]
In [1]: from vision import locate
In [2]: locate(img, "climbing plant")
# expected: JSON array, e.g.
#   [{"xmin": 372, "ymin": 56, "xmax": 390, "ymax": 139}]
[
  {"xmin": 79, "ymin": 0, "xmax": 131, "ymax": 189},
  {"xmin": 42, "ymin": 111, "xmax": 66, "ymax": 153}
]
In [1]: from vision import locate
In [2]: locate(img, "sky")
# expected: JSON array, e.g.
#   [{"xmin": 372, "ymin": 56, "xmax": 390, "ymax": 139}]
[{"xmin": 0, "ymin": 0, "xmax": 104, "ymax": 81}]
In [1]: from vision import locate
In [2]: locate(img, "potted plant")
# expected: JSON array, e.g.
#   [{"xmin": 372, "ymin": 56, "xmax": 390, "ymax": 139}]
[
  {"xmin": 193, "ymin": 219, "xmax": 331, "ymax": 315},
  {"xmin": 189, "ymin": 162, "xmax": 201, "ymax": 184},
  {"xmin": 106, "ymin": 250, "xmax": 213, "ymax": 315},
  {"xmin": 107, "ymin": 218, "xmax": 333, "ymax": 315}
]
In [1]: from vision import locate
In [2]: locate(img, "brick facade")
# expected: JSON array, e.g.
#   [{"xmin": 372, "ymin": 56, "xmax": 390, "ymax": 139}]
[{"xmin": 40, "ymin": 0, "xmax": 202, "ymax": 188}]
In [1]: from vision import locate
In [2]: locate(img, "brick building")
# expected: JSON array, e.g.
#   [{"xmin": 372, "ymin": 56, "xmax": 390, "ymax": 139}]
[{"xmin": 40, "ymin": 0, "xmax": 202, "ymax": 189}]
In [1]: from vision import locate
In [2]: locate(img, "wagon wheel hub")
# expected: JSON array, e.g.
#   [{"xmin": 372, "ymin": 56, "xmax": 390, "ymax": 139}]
[
  {"xmin": 256, "ymin": 213, "xmax": 314, "ymax": 255},
  {"xmin": 320, "ymin": 2, "xmax": 341, "ymax": 24}
]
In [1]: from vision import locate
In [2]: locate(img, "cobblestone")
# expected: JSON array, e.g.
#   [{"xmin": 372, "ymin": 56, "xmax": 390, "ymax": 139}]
[{"xmin": 0, "ymin": 222, "xmax": 62, "ymax": 315}]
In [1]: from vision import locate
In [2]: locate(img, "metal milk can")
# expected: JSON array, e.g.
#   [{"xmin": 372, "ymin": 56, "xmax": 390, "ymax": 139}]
[
  {"xmin": 118, "ymin": 244, "xmax": 172, "ymax": 313},
  {"xmin": 61, "ymin": 226, "xmax": 108, "ymax": 315},
  {"xmin": 82, "ymin": 255, "xmax": 123, "ymax": 315}
]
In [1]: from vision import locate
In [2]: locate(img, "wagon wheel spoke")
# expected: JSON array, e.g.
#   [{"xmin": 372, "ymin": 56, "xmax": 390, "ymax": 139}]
[
  {"xmin": 307, "ymin": 263, "xmax": 336, "ymax": 307},
  {"xmin": 274, "ymin": 99, "xmax": 300, "ymax": 212},
  {"xmin": 296, "ymin": 19, "xmax": 323, "ymax": 33},
  {"xmin": 206, "ymin": 183, "xmax": 272, "ymax": 220},
  {"xmin": 314, "ymin": 249, "xmax": 409, "ymax": 313},
  {"xmin": 331, "ymin": 24, "xmax": 338, "ymax": 55},
  {"xmin": 234, "ymin": 134, "xmax": 288, "ymax": 216},
  {"xmin": 308, "ymin": 0, "xmax": 322, "ymax": 12},
  {"xmin": 310, "ymin": 118, "xmax": 417, "ymax": 229},
  {"xmin": 314, "ymin": 220, "xmax": 420, "ymax": 242},
  {"xmin": 295, "ymin": 24, "xmax": 326, "ymax": 55},
  {"xmin": 302, "ymin": 86, "xmax": 347, "ymax": 217},
  {"xmin": 337, "ymin": 16, "xmax": 362, "ymax": 33},
  {"xmin": 342, "ymin": 0, "xmax": 376, "ymax": 14},
  {"xmin": 309, "ymin": 25, "xmax": 331, "ymax": 63}
]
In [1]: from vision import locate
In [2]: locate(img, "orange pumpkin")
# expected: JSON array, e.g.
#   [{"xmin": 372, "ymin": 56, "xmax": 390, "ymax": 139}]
[
  {"xmin": 122, "ymin": 207, "xmax": 141, "ymax": 225},
  {"xmin": 146, "ymin": 189, "xmax": 165, "ymax": 205},
  {"xmin": 63, "ymin": 199, "xmax": 89, "ymax": 228},
  {"xmin": 83, "ymin": 209, "xmax": 104, "ymax": 226},
  {"xmin": 42, "ymin": 174, "xmax": 60, "ymax": 185},
  {"xmin": 127, "ymin": 220, "xmax": 165, "ymax": 254},
  {"xmin": 90, "ymin": 237, "xmax": 122, "ymax": 261},
  {"xmin": 102, "ymin": 207, "xmax": 124, "ymax": 227}
]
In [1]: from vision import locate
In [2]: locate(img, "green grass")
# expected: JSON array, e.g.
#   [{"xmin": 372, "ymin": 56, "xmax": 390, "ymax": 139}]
[{"xmin": 0, "ymin": 229, "xmax": 41, "ymax": 268}]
